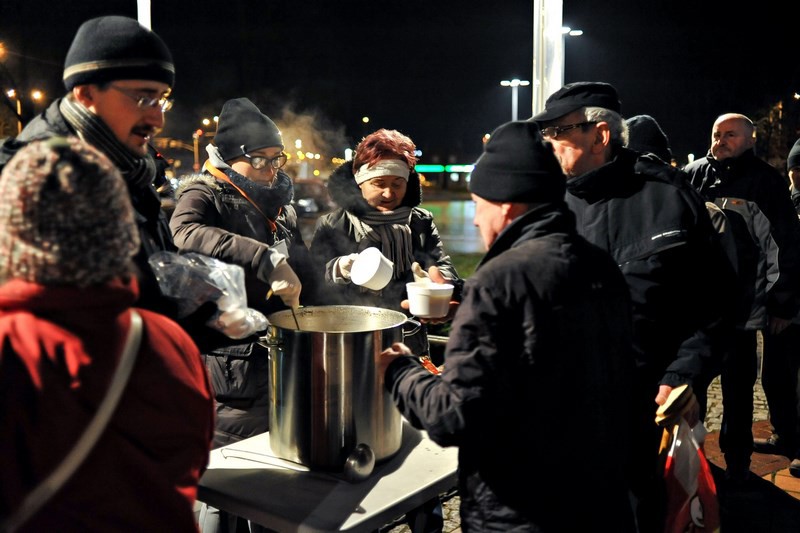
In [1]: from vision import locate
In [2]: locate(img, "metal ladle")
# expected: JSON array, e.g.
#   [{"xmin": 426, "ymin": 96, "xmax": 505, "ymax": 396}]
[
  {"xmin": 266, "ymin": 289, "xmax": 302, "ymax": 330},
  {"xmin": 289, "ymin": 306, "xmax": 301, "ymax": 330},
  {"xmin": 342, "ymin": 443, "xmax": 375, "ymax": 482}
]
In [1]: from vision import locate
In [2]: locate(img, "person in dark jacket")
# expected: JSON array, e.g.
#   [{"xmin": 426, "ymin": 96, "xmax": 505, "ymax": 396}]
[
  {"xmin": 532, "ymin": 81, "xmax": 736, "ymax": 532},
  {"xmin": 0, "ymin": 16, "xmax": 251, "ymax": 351},
  {"xmin": 627, "ymin": 113, "xmax": 783, "ymax": 484},
  {"xmin": 169, "ymin": 97, "xmax": 310, "ymax": 533},
  {"xmin": 170, "ymin": 97, "xmax": 307, "ymax": 448},
  {"xmin": 774, "ymin": 137, "xmax": 800, "ymax": 478},
  {"xmin": 309, "ymin": 128, "xmax": 462, "ymax": 358},
  {"xmin": 0, "ymin": 16, "xmax": 176, "ymax": 314},
  {"xmin": 381, "ymin": 121, "xmax": 637, "ymax": 532},
  {"xmin": 682, "ymin": 114, "xmax": 800, "ymax": 481},
  {"xmin": 696, "ymin": 130, "xmax": 800, "ymax": 479}
]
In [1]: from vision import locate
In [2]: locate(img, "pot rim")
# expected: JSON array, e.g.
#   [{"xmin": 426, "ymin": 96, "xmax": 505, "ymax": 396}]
[{"xmin": 266, "ymin": 304, "xmax": 409, "ymax": 333}]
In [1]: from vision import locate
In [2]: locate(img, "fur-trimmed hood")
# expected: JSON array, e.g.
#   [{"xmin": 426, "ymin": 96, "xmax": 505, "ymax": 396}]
[
  {"xmin": 326, "ymin": 160, "xmax": 422, "ymax": 216},
  {"xmin": 173, "ymin": 173, "xmax": 221, "ymax": 199}
]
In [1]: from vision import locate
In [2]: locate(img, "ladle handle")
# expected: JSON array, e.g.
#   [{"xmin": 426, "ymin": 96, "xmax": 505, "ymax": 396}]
[{"xmin": 403, "ymin": 317, "xmax": 422, "ymax": 337}]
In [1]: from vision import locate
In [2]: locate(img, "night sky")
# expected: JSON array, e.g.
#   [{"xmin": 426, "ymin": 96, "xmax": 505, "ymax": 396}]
[{"xmin": 1, "ymin": 0, "xmax": 796, "ymax": 168}]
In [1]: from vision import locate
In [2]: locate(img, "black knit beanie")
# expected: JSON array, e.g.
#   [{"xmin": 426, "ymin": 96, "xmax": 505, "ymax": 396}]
[
  {"xmin": 788, "ymin": 138, "xmax": 800, "ymax": 171},
  {"xmin": 469, "ymin": 121, "xmax": 566, "ymax": 203},
  {"xmin": 63, "ymin": 16, "xmax": 175, "ymax": 90},
  {"xmin": 626, "ymin": 115, "xmax": 673, "ymax": 162},
  {"xmin": 214, "ymin": 98, "xmax": 284, "ymax": 162}
]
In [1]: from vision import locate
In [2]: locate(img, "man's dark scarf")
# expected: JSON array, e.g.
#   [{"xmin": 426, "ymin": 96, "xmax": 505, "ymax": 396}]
[{"xmin": 60, "ymin": 96, "xmax": 156, "ymax": 190}]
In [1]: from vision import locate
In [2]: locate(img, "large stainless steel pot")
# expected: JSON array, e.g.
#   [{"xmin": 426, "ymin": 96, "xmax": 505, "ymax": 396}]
[{"xmin": 262, "ymin": 305, "xmax": 411, "ymax": 472}]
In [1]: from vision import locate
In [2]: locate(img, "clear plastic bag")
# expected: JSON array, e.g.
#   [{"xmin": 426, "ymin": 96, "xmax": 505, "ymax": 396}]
[{"xmin": 148, "ymin": 251, "xmax": 267, "ymax": 339}]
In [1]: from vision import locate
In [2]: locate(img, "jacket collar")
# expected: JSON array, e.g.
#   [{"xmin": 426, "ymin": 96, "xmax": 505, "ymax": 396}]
[{"xmin": 477, "ymin": 202, "xmax": 576, "ymax": 270}]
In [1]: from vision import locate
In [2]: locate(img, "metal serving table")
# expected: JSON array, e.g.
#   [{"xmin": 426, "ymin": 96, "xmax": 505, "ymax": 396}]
[{"xmin": 197, "ymin": 422, "xmax": 458, "ymax": 532}]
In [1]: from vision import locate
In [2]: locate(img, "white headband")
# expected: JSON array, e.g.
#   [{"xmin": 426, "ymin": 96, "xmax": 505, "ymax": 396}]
[{"xmin": 354, "ymin": 159, "xmax": 410, "ymax": 185}]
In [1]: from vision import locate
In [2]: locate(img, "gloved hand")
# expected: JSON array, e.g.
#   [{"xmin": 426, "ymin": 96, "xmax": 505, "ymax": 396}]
[
  {"xmin": 412, "ymin": 262, "xmax": 431, "ymax": 284},
  {"xmin": 210, "ymin": 307, "xmax": 269, "ymax": 340},
  {"xmin": 269, "ymin": 261, "xmax": 302, "ymax": 309},
  {"xmin": 335, "ymin": 253, "xmax": 360, "ymax": 281}
]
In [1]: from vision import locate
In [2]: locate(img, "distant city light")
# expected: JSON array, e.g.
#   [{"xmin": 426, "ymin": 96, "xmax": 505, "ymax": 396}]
[{"xmin": 414, "ymin": 164, "xmax": 474, "ymax": 173}]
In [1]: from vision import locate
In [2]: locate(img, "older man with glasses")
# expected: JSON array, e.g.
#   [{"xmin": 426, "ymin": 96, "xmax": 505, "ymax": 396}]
[{"xmin": 532, "ymin": 81, "xmax": 736, "ymax": 533}]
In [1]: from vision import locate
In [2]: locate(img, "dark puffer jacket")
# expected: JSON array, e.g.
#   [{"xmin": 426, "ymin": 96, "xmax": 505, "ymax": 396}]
[
  {"xmin": 385, "ymin": 204, "xmax": 637, "ymax": 532},
  {"xmin": 170, "ymin": 170, "xmax": 319, "ymax": 446},
  {"xmin": 685, "ymin": 149, "xmax": 800, "ymax": 320},
  {"xmin": 0, "ymin": 99, "xmax": 177, "ymax": 315},
  {"xmin": 566, "ymin": 148, "xmax": 735, "ymax": 389},
  {"xmin": 308, "ymin": 162, "xmax": 462, "ymax": 353}
]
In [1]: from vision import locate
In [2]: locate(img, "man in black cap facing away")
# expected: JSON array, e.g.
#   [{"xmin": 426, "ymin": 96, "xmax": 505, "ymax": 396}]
[
  {"xmin": 380, "ymin": 121, "xmax": 638, "ymax": 532},
  {"xmin": 532, "ymin": 82, "xmax": 735, "ymax": 532}
]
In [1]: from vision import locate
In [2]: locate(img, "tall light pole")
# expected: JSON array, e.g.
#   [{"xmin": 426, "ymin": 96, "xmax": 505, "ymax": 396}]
[
  {"xmin": 192, "ymin": 129, "xmax": 202, "ymax": 171},
  {"xmin": 500, "ymin": 78, "xmax": 530, "ymax": 121},
  {"xmin": 6, "ymin": 89, "xmax": 22, "ymax": 133}
]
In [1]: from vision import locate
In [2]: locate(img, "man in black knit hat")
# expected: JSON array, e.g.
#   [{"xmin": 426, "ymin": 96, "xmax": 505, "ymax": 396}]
[
  {"xmin": 381, "ymin": 121, "xmax": 637, "ymax": 532},
  {"xmin": 0, "ymin": 15, "xmax": 176, "ymax": 313},
  {"xmin": 0, "ymin": 16, "xmax": 281, "ymax": 349}
]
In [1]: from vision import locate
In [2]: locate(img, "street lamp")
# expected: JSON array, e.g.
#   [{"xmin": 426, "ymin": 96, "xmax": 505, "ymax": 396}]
[
  {"xmin": 500, "ymin": 78, "xmax": 530, "ymax": 121},
  {"xmin": 192, "ymin": 129, "xmax": 202, "ymax": 171},
  {"xmin": 4, "ymin": 88, "xmax": 44, "ymax": 134},
  {"xmin": 6, "ymin": 89, "xmax": 21, "ymax": 133},
  {"xmin": 560, "ymin": 27, "xmax": 583, "ymax": 85}
]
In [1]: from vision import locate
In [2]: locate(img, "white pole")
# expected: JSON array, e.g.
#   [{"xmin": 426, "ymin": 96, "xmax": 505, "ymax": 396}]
[
  {"xmin": 532, "ymin": 0, "xmax": 563, "ymax": 117},
  {"xmin": 137, "ymin": 0, "xmax": 152, "ymax": 30},
  {"xmin": 511, "ymin": 85, "xmax": 519, "ymax": 122}
]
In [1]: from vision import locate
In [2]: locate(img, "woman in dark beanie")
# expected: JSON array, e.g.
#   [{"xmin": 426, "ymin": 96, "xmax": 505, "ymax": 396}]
[
  {"xmin": 0, "ymin": 137, "xmax": 213, "ymax": 532},
  {"xmin": 170, "ymin": 97, "xmax": 318, "ymax": 532},
  {"xmin": 170, "ymin": 97, "xmax": 313, "ymax": 448}
]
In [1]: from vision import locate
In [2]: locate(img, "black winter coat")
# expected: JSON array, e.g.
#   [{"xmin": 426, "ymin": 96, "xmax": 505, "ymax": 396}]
[
  {"xmin": 566, "ymin": 149, "xmax": 735, "ymax": 389},
  {"xmin": 685, "ymin": 150, "xmax": 800, "ymax": 320},
  {"xmin": 170, "ymin": 170, "xmax": 319, "ymax": 446},
  {"xmin": 309, "ymin": 161, "xmax": 462, "ymax": 314},
  {"xmin": 385, "ymin": 204, "xmax": 637, "ymax": 532}
]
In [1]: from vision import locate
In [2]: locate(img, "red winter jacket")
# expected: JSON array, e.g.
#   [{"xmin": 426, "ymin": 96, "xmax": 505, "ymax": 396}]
[{"xmin": 0, "ymin": 277, "xmax": 214, "ymax": 532}]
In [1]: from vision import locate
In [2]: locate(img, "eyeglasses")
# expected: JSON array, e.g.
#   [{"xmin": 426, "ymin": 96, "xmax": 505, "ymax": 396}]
[
  {"xmin": 240, "ymin": 146, "xmax": 288, "ymax": 170},
  {"xmin": 109, "ymin": 85, "xmax": 173, "ymax": 112},
  {"xmin": 540, "ymin": 121, "xmax": 597, "ymax": 139}
]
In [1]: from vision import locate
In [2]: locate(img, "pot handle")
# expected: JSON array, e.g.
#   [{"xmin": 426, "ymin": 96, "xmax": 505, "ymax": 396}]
[
  {"xmin": 403, "ymin": 317, "xmax": 422, "ymax": 338},
  {"xmin": 257, "ymin": 325, "xmax": 282, "ymax": 347}
]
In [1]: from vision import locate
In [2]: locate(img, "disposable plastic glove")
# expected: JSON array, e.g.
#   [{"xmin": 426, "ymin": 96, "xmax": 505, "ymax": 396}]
[
  {"xmin": 335, "ymin": 253, "xmax": 360, "ymax": 281},
  {"xmin": 210, "ymin": 307, "xmax": 269, "ymax": 339},
  {"xmin": 411, "ymin": 262, "xmax": 432, "ymax": 284},
  {"xmin": 269, "ymin": 261, "xmax": 302, "ymax": 309}
]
